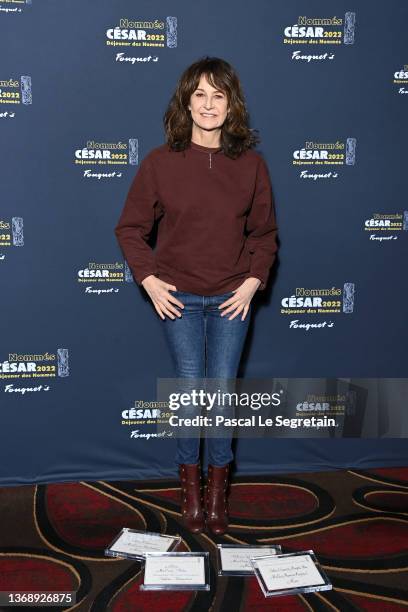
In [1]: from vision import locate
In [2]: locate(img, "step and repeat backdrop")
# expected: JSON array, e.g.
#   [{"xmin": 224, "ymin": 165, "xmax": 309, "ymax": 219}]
[{"xmin": 1, "ymin": 1, "xmax": 407, "ymax": 485}]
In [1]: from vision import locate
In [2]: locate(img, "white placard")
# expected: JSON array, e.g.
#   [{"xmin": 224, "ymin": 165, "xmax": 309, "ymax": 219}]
[
  {"xmin": 220, "ymin": 547, "xmax": 278, "ymax": 572},
  {"xmin": 144, "ymin": 555, "xmax": 206, "ymax": 586},
  {"xmin": 256, "ymin": 553, "xmax": 326, "ymax": 591},
  {"xmin": 109, "ymin": 531, "xmax": 175, "ymax": 555}
]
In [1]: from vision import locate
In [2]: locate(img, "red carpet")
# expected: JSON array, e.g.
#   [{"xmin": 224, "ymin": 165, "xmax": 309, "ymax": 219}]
[{"xmin": 0, "ymin": 467, "xmax": 407, "ymax": 610}]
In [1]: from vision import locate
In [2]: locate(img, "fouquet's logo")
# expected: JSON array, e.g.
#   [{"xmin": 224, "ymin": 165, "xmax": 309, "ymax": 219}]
[
  {"xmin": 121, "ymin": 400, "xmax": 173, "ymax": 440},
  {"xmin": 105, "ymin": 16, "xmax": 178, "ymax": 64},
  {"xmin": 393, "ymin": 65, "xmax": 408, "ymax": 95},
  {"xmin": 77, "ymin": 259, "xmax": 134, "ymax": 294},
  {"xmin": 0, "ymin": 76, "xmax": 32, "ymax": 118},
  {"xmin": 292, "ymin": 138, "xmax": 357, "ymax": 180},
  {"xmin": 280, "ymin": 283, "xmax": 356, "ymax": 330},
  {"xmin": 73, "ymin": 138, "xmax": 140, "ymax": 178},
  {"xmin": 364, "ymin": 211, "xmax": 408, "ymax": 242},
  {"xmin": 283, "ymin": 12, "xmax": 356, "ymax": 62},
  {"xmin": 1, "ymin": 349, "xmax": 70, "ymax": 395},
  {"xmin": 0, "ymin": 0, "xmax": 32, "ymax": 14}
]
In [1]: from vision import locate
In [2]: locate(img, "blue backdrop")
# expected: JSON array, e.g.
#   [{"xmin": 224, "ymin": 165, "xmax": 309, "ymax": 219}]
[{"xmin": 1, "ymin": 0, "xmax": 407, "ymax": 485}]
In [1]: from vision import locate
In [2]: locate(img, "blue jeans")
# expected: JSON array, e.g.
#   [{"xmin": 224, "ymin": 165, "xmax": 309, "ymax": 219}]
[{"xmin": 162, "ymin": 290, "xmax": 251, "ymax": 467}]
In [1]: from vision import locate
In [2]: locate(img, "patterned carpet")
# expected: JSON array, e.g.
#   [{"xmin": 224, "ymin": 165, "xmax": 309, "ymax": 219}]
[{"xmin": 0, "ymin": 466, "xmax": 407, "ymax": 611}]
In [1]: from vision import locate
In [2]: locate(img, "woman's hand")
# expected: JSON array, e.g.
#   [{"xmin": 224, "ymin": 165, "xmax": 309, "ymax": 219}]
[
  {"xmin": 141, "ymin": 275, "xmax": 184, "ymax": 320},
  {"xmin": 219, "ymin": 277, "xmax": 261, "ymax": 321}
]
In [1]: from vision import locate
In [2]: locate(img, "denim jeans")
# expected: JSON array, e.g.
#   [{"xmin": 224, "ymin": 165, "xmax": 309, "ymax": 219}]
[{"xmin": 162, "ymin": 289, "xmax": 251, "ymax": 467}]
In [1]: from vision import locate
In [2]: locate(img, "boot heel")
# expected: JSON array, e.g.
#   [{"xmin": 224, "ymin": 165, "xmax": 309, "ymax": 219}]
[
  {"xmin": 205, "ymin": 463, "xmax": 230, "ymax": 535},
  {"xmin": 179, "ymin": 463, "xmax": 205, "ymax": 533}
]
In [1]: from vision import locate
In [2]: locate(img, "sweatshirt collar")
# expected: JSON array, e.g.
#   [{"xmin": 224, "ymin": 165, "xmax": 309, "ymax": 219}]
[{"xmin": 190, "ymin": 140, "xmax": 223, "ymax": 154}]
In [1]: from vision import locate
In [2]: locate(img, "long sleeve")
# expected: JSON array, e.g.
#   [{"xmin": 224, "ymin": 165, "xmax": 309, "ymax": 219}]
[
  {"xmin": 245, "ymin": 156, "xmax": 278, "ymax": 290},
  {"xmin": 114, "ymin": 155, "xmax": 162, "ymax": 286}
]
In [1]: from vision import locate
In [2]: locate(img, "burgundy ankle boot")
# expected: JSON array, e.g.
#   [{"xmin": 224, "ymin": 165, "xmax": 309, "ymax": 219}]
[
  {"xmin": 179, "ymin": 463, "xmax": 205, "ymax": 533},
  {"xmin": 205, "ymin": 463, "xmax": 230, "ymax": 535}
]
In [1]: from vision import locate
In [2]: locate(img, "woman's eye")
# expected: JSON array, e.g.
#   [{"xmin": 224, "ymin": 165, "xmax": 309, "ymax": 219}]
[{"xmin": 195, "ymin": 92, "xmax": 224, "ymax": 99}]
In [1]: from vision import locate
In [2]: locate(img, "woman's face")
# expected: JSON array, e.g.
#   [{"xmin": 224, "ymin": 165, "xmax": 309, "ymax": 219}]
[{"xmin": 188, "ymin": 73, "xmax": 229, "ymax": 132}]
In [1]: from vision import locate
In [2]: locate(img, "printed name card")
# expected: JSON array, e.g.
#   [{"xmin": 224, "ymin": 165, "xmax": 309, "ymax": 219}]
[
  {"xmin": 141, "ymin": 552, "xmax": 210, "ymax": 591},
  {"xmin": 105, "ymin": 528, "xmax": 180, "ymax": 561},
  {"xmin": 250, "ymin": 550, "xmax": 332, "ymax": 597},
  {"xmin": 217, "ymin": 544, "xmax": 282, "ymax": 575}
]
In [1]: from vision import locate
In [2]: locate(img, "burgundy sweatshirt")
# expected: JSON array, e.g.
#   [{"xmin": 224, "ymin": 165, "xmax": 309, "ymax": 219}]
[{"xmin": 114, "ymin": 141, "xmax": 278, "ymax": 296}]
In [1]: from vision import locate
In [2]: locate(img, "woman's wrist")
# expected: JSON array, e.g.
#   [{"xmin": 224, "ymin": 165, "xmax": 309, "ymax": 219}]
[{"xmin": 245, "ymin": 276, "xmax": 262, "ymax": 290}]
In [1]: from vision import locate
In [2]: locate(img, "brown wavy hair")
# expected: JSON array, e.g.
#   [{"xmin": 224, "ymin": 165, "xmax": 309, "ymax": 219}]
[{"xmin": 163, "ymin": 56, "xmax": 260, "ymax": 159}]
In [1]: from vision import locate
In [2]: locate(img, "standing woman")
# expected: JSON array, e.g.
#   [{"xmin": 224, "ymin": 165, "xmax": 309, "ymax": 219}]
[{"xmin": 114, "ymin": 56, "xmax": 278, "ymax": 535}]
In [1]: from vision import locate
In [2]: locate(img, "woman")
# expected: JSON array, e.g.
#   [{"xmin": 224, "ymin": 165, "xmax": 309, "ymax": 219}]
[{"xmin": 114, "ymin": 56, "xmax": 278, "ymax": 536}]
